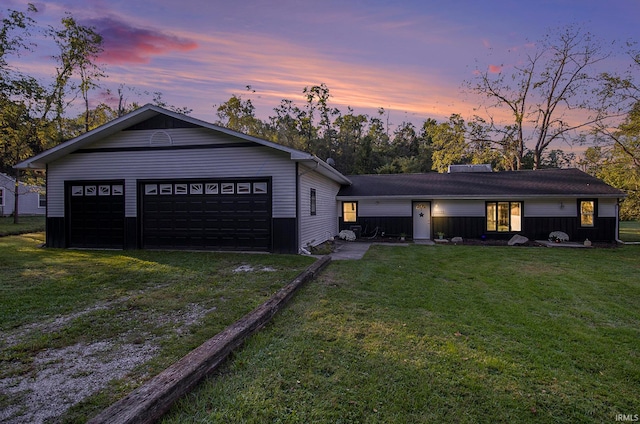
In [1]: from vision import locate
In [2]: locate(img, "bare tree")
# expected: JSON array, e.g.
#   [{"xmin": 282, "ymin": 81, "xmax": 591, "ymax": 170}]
[{"xmin": 468, "ymin": 26, "xmax": 611, "ymax": 169}]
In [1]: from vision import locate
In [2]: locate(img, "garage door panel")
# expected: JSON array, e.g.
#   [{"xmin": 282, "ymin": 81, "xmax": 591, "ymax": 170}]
[{"xmin": 141, "ymin": 180, "xmax": 271, "ymax": 251}]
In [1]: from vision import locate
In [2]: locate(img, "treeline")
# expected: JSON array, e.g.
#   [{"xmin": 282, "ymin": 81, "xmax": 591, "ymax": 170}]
[{"xmin": 212, "ymin": 84, "xmax": 576, "ymax": 176}]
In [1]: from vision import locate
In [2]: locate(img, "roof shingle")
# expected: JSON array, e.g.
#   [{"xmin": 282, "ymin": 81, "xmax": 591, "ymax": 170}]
[{"xmin": 337, "ymin": 168, "xmax": 625, "ymax": 198}]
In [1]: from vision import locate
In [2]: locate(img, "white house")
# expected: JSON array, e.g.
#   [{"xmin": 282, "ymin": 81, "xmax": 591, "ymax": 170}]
[
  {"xmin": 15, "ymin": 105, "xmax": 625, "ymax": 250},
  {"xmin": 0, "ymin": 173, "xmax": 46, "ymax": 217}
]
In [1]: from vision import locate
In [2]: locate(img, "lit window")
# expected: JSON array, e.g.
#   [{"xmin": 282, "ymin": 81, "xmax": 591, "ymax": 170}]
[
  {"xmin": 580, "ymin": 200, "xmax": 595, "ymax": 227},
  {"xmin": 486, "ymin": 201, "xmax": 522, "ymax": 232},
  {"xmin": 343, "ymin": 202, "xmax": 357, "ymax": 223},
  {"xmin": 310, "ymin": 189, "xmax": 317, "ymax": 216}
]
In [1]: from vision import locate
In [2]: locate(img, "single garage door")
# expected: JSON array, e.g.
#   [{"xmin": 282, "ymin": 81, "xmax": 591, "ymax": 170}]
[
  {"xmin": 141, "ymin": 179, "xmax": 271, "ymax": 251},
  {"xmin": 67, "ymin": 181, "xmax": 125, "ymax": 249}
]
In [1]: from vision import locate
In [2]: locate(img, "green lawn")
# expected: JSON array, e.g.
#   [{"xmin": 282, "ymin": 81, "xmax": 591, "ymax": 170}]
[
  {"xmin": 620, "ymin": 220, "xmax": 640, "ymax": 242},
  {"xmin": 0, "ymin": 233, "xmax": 315, "ymax": 423},
  {"xmin": 0, "ymin": 216, "xmax": 45, "ymax": 236},
  {"xmin": 164, "ymin": 244, "xmax": 640, "ymax": 424}
]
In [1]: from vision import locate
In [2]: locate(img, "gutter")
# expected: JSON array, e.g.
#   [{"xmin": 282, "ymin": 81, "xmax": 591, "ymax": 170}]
[{"xmin": 615, "ymin": 200, "xmax": 624, "ymax": 244}]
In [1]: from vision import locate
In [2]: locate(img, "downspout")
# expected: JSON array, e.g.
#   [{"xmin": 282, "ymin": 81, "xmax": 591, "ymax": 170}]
[
  {"xmin": 295, "ymin": 162, "xmax": 303, "ymax": 254},
  {"xmin": 615, "ymin": 199, "xmax": 624, "ymax": 244}
]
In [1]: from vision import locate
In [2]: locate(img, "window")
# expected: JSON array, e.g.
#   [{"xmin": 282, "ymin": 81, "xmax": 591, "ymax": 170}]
[
  {"xmin": 221, "ymin": 183, "xmax": 234, "ymax": 194},
  {"xmin": 0, "ymin": 188, "xmax": 4, "ymax": 206},
  {"xmin": 310, "ymin": 188, "xmax": 317, "ymax": 216},
  {"xmin": 237, "ymin": 183, "xmax": 251, "ymax": 194},
  {"xmin": 253, "ymin": 182, "xmax": 268, "ymax": 194},
  {"xmin": 190, "ymin": 183, "xmax": 203, "ymax": 194},
  {"xmin": 38, "ymin": 193, "xmax": 46, "ymax": 208},
  {"xmin": 580, "ymin": 200, "xmax": 595, "ymax": 227},
  {"xmin": 343, "ymin": 202, "xmax": 357, "ymax": 223},
  {"xmin": 486, "ymin": 201, "xmax": 522, "ymax": 232}
]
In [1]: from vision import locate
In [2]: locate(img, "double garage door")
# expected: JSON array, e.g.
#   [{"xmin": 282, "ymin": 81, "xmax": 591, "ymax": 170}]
[
  {"xmin": 141, "ymin": 179, "xmax": 272, "ymax": 251},
  {"xmin": 66, "ymin": 179, "xmax": 272, "ymax": 251}
]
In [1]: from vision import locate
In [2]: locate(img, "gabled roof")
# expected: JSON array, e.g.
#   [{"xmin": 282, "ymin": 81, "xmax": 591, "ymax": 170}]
[
  {"xmin": 14, "ymin": 104, "xmax": 351, "ymax": 185},
  {"xmin": 337, "ymin": 168, "xmax": 625, "ymax": 199}
]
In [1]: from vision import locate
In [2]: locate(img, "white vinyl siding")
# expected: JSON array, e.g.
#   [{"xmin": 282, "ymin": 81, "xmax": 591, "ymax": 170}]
[
  {"xmin": 88, "ymin": 127, "xmax": 234, "ymax": 149},
  {"xmin": 0, "ymin": 174, "xmax": 45, "ymax": 216},
  {"xmin": 356, "ymin": 199, "xmax": 411, "ymax": 217},
  {"xmin": 46, "ymin": 129, "xmax": 296, "ymax": 218},
  {"xmin": 598, "ymin": 198, "xmax": 617, "ymax": 217},
  {"xmin": 431, "ymin": 200, "xmax": 484, "ymax": 217},
  {"xmin": 524, "ymin": 199, "xmax": 576, "ymax": 217},
  {"xmin": 299, "ymin": 165, "xmax": 341, "ymax": 248}
]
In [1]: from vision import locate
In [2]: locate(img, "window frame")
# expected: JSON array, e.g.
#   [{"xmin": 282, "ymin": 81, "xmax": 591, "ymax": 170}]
[
  {"xmin": 578, "ymin": 199, "xmax": 597, "ymax": 228},
  {"xmin": 485, "ymin": 201, "xmax": 523, "ymax": 233},
  {"xmin": 38, "ymin": 193, "xmax": 46, "ymax": 208},
  {"xmin": 342, "ymin": 201, "xmax": 358, "ymax": 223},
  {"xmin": 310, "ymin": 188, "xmax": 317, "ymax": 216}
]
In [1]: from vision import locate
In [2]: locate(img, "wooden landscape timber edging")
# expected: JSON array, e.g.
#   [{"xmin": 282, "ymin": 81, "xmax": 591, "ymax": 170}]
[{"xmin": 88, "ymin": 255, "xmax": 332, "ymax": 424}]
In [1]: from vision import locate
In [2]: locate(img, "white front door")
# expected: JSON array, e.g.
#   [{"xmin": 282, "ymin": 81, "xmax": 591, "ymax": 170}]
[{"xmin": 413, "ymin": 201, "xmax": 431, "ymax": 239}]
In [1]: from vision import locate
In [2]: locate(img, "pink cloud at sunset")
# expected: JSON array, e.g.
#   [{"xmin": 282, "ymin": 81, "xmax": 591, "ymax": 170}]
[
  {"xmin": 87, "ymin": 17, "xmax": 198, "ymax": 65},
  {"xmin": 4, "ymin": 0, "xmax": 638, "ymax": 132}
]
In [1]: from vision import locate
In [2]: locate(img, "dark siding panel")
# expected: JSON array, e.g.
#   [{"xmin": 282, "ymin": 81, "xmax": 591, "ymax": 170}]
[
  {"xmin": 46, "ymin": 217, "xmax": 66, "ymax": 248},
  {"xmin": 524, "ymin": 216, "xmax": 617, "ymax": 242},
  {"xmin": 125, "ymin": 217, "xmax": 138, "ymax": 249},
  {"xmin": 432, "ymin": 217, "xmax": 486, "ymax": 239},
  {"xmin": 272, "ymin": 218, "xmax": 296, "ymax": 253}
]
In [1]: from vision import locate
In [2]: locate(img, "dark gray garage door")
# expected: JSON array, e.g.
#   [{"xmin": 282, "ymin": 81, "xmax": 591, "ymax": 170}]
[
  {"xmin": 67, "ymin": 181, "xmax": 125, "ymax": 249},
  {"xmin": 141, "ymin": 180, "xmax": 271, "ymax": 251}
]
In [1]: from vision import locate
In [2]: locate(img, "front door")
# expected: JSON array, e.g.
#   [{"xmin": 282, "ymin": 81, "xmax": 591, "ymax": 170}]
[{"xmin": 413, "ymin": 201, "xmax": 431, "ymax": 239}]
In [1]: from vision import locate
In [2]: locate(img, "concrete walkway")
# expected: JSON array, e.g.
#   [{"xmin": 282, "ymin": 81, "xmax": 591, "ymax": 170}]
[{"xmin": 328, "ymin": 240, "xmax": 432, "ymax": 260}]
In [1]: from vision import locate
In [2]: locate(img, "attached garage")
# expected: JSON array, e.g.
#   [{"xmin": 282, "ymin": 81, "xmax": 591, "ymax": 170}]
[
  {"xmin": 140, "ymin": 179, "xmax": 271, "ymax": 251},
  {"xmin": 15, "ymin": 104, "xmax": 350, "ymax": 253}
]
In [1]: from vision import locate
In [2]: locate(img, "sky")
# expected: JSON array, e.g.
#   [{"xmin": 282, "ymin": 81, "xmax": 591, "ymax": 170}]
[{"xmin": 3, "ymin": 0, "xmax": 640, "ymax": 129}]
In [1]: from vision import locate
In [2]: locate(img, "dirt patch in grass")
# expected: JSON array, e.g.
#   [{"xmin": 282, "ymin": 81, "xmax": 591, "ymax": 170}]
[{"xmin": 0, "ymin": 300, "xmax": 215, "ymax": 424}]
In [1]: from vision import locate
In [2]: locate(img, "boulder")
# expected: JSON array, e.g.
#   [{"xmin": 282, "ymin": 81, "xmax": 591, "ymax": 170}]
[
  {"xmin": 548, "ymin": 231, "xmax": 569, "ymax": 242},
  {"xmin": 338, "ymin": 230, "xmax": 356, "ymax": 241},
  {"xmin": 508, "ymin": 234, "xmax": 529, "ymax": 246}
]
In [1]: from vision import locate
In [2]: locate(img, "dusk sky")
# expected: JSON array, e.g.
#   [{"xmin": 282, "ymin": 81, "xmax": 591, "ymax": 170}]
[{"xmin": 4, "ymin": 0, "xmax": 640, "ymax": 127}]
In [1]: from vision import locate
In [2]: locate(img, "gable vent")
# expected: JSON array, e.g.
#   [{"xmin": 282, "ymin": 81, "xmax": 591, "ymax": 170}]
[{"xmin": 149, "ymin": 130, "xmax": 172, "ymax": 146}]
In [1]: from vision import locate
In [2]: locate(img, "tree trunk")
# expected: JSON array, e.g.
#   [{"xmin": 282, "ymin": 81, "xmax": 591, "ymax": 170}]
[{"xmin": 13, "ymin": 169, "xmax": 20, "ymax": 224}]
